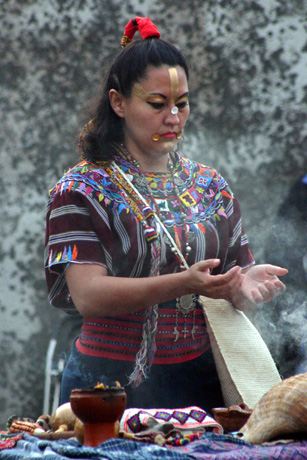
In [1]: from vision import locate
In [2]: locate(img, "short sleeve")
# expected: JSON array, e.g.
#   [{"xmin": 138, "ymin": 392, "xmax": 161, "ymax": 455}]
[
  {"xmin": 220, "ymin": 178, "xmax": 255, "ymax": 271},
  {"xmin": 45, "ymin": 189, "xmax": 110, "ymax": 312}
]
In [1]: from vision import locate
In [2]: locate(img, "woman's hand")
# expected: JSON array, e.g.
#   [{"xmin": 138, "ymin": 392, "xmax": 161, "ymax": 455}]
[
  {"xmin": 64, "ymin": 260, "xmax": 287, "ymax": 317},
  {"xmin": 231, "ymin": 264, "xmax": 288, "ymax": 311},
  {"xmin": 65, "ymin": 259, "xmax": 244, "ymax": 316},
  {"xmin": 185, "ymin": 259, "xmax": 244, "ymax": 300}
]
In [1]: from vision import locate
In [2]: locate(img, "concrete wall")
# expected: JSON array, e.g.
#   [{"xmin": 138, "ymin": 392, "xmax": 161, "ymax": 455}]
[{"xmin": 1, "ymin": 0, "xmax": 307, "ymax": 426}]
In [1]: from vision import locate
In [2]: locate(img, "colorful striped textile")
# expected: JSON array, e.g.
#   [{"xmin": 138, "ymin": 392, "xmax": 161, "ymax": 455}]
[{"xmin": 1, "ymin": 432, "xmax": 307, "ymax": 459}]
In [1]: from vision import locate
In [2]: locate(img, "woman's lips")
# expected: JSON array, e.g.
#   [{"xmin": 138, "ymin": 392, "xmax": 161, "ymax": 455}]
[{"xmin": 161, "ymin": 132, "xmax": 177, "ymax": 139}]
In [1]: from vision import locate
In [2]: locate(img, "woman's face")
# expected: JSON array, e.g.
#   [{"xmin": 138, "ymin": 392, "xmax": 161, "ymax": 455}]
[{"xmin": 111, "ymin": 65, "xmax": 189, "ymax": 170}]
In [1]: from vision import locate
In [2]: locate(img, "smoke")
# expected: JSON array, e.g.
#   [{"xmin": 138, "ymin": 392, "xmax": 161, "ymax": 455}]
[
  {"xmin": 250, "ymin": 175, "xmax": 307, "ymax": 379},
  {"xmin": 251, "ymin": 290, "xmax": 307, "ymax": 379}
]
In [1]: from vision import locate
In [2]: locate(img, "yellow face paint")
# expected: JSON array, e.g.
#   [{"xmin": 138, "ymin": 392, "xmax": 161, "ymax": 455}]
[
  {"xmin": 133, "ymin": 67, "xmax": 180, "ymax": 106},
  {"xmin": 168, "ymin": 67, "xmax": 179, "ymax": 105},
  {"xmin": 132, "ymin": 83, "xmax": 150, "ymax": 101},
  {"xmin": 176, "ymin": 94, "xmax": 189, "ymax": 105},
  {"xmin": 133, "ymin": 83, "xmax": 167, "ymax": 105}
]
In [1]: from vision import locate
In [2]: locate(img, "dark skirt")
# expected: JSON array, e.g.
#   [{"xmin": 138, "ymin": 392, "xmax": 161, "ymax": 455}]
[{"xmin": 60, "ymin": 337, "xmax": 224, "ymax": 414}]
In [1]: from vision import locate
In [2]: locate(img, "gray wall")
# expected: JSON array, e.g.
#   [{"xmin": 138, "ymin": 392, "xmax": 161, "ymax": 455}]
[{"xmin": 1, "ymin": 0, "xmax": 307, "ymax": 426}]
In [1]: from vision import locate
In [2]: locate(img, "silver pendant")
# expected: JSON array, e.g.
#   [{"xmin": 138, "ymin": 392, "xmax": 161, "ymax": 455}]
[
  {"xmin": 176, "ymin": 294, "xmax": 197, "ymax": 315},
  {"xmin": 187, "ymin": 231, "xmax": 195, "ymax": 243},
  {"xmin": 135, "ymin": 176, "xmax": 149, "ymax": 188},
  {"xmin": 173, "ymin": 326, "xmax": 179, "ymax": 342},
  {"xmin": 173, "ymin": 176, "xmax": 185, "ymax": 187}
]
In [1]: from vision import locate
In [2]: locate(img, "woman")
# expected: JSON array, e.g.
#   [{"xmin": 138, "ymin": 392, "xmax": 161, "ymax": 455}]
[{"xmin": 45, "ymin": 17, "xmax": 287, "ymax": 412}]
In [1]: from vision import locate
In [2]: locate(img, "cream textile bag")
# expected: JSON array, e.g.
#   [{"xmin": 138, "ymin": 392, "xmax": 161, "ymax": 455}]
[{"xmin": 199, "ymin": 296, "xmax": 281, "ymax": 409}]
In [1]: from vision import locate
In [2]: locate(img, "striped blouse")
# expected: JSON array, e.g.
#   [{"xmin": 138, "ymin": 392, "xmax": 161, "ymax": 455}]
[{"xmin": 45, "ymin": 152, "xmax": 254, "ymax": 364}]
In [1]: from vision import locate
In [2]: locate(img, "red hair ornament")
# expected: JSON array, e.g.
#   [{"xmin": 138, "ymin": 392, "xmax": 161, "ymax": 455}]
[{"xmin": 121, "ymin": 17, "xmax": 160, "ymax": 48}]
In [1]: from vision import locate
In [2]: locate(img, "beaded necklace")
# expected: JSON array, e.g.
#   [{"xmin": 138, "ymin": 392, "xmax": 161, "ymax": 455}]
[
  {"xmin": 151, "ymin": 161, "xmax": 192, "ymax": 268},
  {"xmin": 113, "ymin": 145, "xmax": 198, "ymax": 342}
]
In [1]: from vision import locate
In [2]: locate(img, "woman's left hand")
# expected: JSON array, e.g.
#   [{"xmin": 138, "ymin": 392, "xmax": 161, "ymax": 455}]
[{"xmin": 231, "ymin": 264, "xmax": 288, "ymax": 311}]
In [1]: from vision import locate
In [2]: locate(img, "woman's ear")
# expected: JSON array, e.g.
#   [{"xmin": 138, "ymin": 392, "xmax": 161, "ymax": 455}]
[{"xmin": 109, "ymin": 89, "xmax": 125, "ymax": 118}]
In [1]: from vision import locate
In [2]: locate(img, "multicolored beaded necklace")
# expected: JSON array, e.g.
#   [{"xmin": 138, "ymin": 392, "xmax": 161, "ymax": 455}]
[{"xmin": 113, "ymin": 144, "xmax": 198, "ymax": 342}]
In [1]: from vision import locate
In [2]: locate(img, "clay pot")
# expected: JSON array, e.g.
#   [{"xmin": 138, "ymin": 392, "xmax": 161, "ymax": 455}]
[
  {"xmin": 212, "ymin": 403, "xmax": 252, "ymax": 433},
  {"xmin": 70, "ymin": 387, "xmax": 127, "ymax": 447}
]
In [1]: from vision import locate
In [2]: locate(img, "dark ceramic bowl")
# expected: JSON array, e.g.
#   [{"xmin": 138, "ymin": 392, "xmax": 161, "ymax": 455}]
[{"xmin": 70, "ymin": 386, "xmax": 127, "ymax": 446}]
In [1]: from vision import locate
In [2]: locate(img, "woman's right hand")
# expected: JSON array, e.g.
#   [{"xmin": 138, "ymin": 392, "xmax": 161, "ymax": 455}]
[{"xmin": 184, "ymin": 259, "xmax": 244, "ymax": 301}]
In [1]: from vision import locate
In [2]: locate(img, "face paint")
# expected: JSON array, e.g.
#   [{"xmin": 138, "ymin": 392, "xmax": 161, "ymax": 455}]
[
  {"xmin": 168, "ymin": 67, "xmax": 179, "ymax": 106},
  {"xmin": 133, "ymin": 83, "xmax": 167, "ymax": 106},
  {"xmin": 168, "ymin": 67, "xmax": 179, "ymax": 101},
  {"xmin": 133, "ymin": 68, "xmax": 185, "ymax": 147},
  {"xmin": 133, "ymin": 68, "xmax": 181, "ymax": 106},
  {"xmin": 132, "ymin": 83, "xmax": 150, "ymax": 101}
]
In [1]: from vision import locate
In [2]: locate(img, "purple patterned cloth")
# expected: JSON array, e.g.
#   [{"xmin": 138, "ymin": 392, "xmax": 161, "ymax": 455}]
[{"xmin": 1, "ymin": 432, "xmax": 307, "ymax": 460}]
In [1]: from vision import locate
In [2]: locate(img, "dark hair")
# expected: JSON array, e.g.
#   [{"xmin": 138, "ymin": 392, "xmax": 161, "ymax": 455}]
[{"xmin": 80, "ymin": 37, "xmax": 189, "ymax": 162}]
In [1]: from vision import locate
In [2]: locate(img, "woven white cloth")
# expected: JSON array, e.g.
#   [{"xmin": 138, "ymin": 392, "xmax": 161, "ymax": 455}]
[{"xmin": 200, "ymin": 296, "xmax": 281, "ymax": 409}]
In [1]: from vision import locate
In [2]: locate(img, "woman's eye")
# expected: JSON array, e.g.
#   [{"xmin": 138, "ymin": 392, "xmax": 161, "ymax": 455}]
[
  {"xmin": 147, "ymin": 102, "xmax": 164, "ymax": 109},
  {"xmin": 177, "ymin": 101, "xmax": 189, "ymax": 109}
]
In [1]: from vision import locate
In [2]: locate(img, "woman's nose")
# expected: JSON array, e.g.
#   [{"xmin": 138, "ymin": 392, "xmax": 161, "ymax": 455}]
[{"xmin": 165, "ymin": 109, "xmax": 180, "ymax": 125}]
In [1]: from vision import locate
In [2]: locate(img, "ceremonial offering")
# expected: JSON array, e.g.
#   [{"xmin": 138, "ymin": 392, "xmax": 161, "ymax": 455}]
[{"xmin": 70, "ymin": 381, "xmax": 127, "ymax": 446}]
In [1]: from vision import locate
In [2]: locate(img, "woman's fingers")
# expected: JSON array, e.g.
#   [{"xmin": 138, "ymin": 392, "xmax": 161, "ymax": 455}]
[
  {"xmin": 191, "ymin": 262, "xmax": 287, "ymax": 303},
  {"xmin": 195, "ymin": 259, "xmax": 221, "ymax": 272},
  {"xmin": 265, "ymin": 265, "xmax": 288, "ymax": 277},
  {"xmin": 250, "ymin": 289, "xmax": 264, "ymax": 305},
  {"xmin": 197, "ymin": 263, "xmax": 242, "ymax": 286},
  {"xmin": 264, "ymin": 279, "xmax": 285, "ymax": 296},
  {"xmin": 255, "ymin": 283, "xmax": 272, "ymax": 303},
  {"xmin": 251, "ymin": 278, "xmax": 286, "ymax": 304},
  {"xmin": 192, "ymin": 264, "xmax": 243, "ymax": 299}
]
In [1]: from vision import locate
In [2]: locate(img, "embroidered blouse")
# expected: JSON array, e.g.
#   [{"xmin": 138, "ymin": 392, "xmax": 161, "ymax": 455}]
[{"xmin": 45, "ymin": 152, "xmax": 254, "ymax": 364}]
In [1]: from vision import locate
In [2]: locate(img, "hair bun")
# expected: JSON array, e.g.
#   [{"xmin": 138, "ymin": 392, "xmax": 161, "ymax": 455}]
[{"xmin": 121, "ymin": 17, "xmax": 160, "ymax": 48}]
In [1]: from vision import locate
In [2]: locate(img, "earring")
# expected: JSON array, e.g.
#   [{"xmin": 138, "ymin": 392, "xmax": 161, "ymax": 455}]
[{"xmin": 175, "ymin": 132, "xmax": 184, "ymax": 153}]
